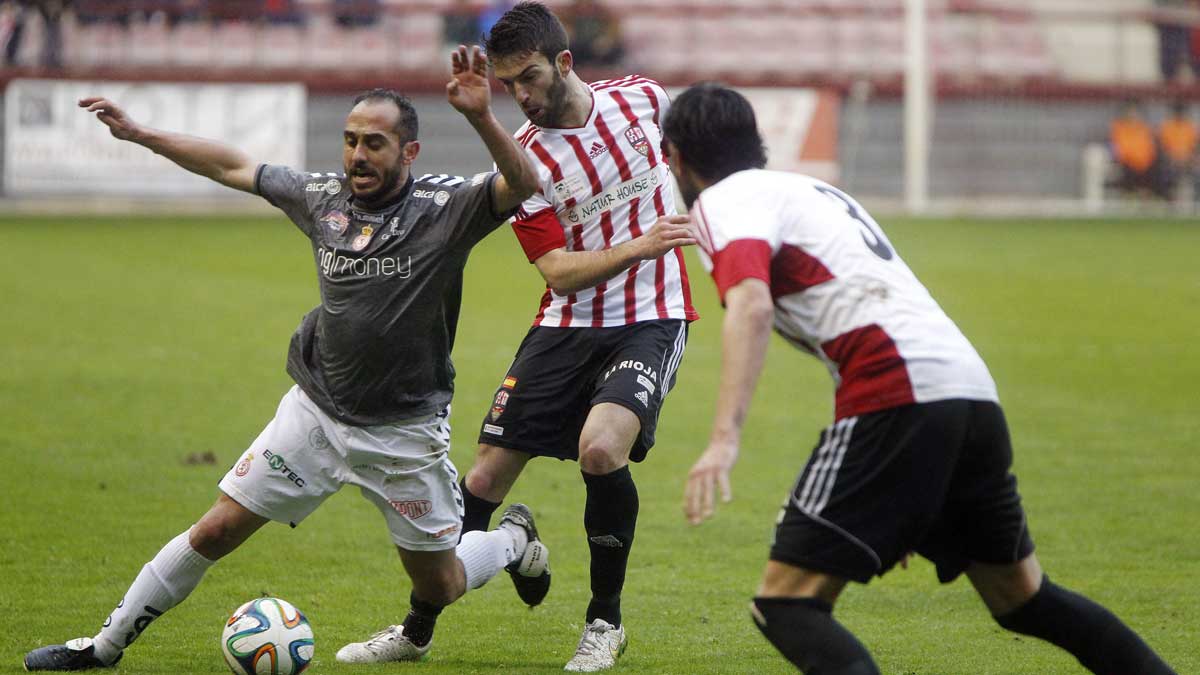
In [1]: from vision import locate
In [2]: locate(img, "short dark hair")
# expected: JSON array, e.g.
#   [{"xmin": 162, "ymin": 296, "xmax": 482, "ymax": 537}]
[
  {"xmin": 352, "ymin": 88, "xmax": 419, "ymax": 141},
  {"xmin": 662, "ymin": 82, "xmax": 767, "ymax": 181},
  {"xmin": 484, "ymin": 1, "xmax": 569, "ymax": 65}
]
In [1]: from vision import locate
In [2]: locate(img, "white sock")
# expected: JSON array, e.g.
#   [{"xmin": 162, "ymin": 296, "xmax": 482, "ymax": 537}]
[
  {"xmin": 456, "ymin": 528, "xmax": 522, "ymax": 590},
  {"xmin": 92, "ymin": 529, "xmax": 214, "ymax": 663},
  {"xmin": 498, "ymin": 520, "xmax": 529, "ymax": 555}
]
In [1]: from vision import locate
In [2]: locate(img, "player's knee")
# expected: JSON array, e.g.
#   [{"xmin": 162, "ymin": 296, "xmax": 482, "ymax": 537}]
[
  {"xmin": 578, "ymin": 439, "xmax": 625, "ymax": 475},
  {"xmin": 188, "ymin": 518, "xmax": 240, "ymax": 560},
  {"xmin": 464, "ymin": 468, "xmax": 498, "ymax": 501}
]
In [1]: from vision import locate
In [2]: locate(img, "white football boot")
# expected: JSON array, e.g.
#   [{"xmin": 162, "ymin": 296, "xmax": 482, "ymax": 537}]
[
  {"xmin": 563, "ymin": 619, "xmax": 627, "ymax": 672},
  {"xmin": 335, "ymin": 624, "xmax": 430, "ymax": 664}
]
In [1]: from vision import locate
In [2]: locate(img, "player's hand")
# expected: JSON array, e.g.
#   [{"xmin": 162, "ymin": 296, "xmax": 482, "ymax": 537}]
[
  {"xmin": 636, "ymin": 214, "xmax": 696, "ymax": 261},
  {"xmin": 684, "ymin": 439, "xmax": 738, "ymax": 525},
  {"xmin": 78, "ymin": 97, "xmax": 143, "ymax": 142},
  {"xmin": 447, "ymin": 45, "xmax": 492, "ymax": 120}
]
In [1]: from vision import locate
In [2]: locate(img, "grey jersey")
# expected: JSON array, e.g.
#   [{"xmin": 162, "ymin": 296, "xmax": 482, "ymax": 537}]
[{"xmin": 255, "ymin": 165, "xmax": 511, "ymax": 426}]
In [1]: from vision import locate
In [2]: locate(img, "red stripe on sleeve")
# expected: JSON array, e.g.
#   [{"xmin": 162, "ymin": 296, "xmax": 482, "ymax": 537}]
[
  {"xmin": 710, "ymin": 239, "xmax": 773, "ymax": 304},
  {"xmin": 512, "ymin": 207, "xmax": 566, "ymax": 263}
]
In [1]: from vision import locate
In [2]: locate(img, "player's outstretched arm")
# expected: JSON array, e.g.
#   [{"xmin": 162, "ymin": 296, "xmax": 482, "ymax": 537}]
[
  {"xmin": 684, "ymin": 277, "xmax": 774, "ymax": 525},
  {"xmin": 446, "ymin": 45, "xmax": 539, "ymax": 213},
  {"xmin": 534, "ymin": 214, "xmax": 696, "ymax": 296},
  {"xmin": 78, "ymin": 97, "xmax": 258, "ymax": 193}
]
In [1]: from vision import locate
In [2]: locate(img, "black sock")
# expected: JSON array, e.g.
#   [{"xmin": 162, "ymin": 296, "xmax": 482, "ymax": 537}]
[
  {"xmin": 995, "ymin": 576, "xmax": 1175, "ymax": 675},
  {"xmin": 582, "ymin": 466, "xmax": 638, "ymax": 627},
  {"xmin": 751, "ymin": 597, "xmax": 880, "ymax": 675},
  {"xmin": 401, "ymin": 592, "xmax": 444, "ymax": 648},
  {"xmin": 460, "ymin": 478, "xmax": 500, "ymax": 535}
]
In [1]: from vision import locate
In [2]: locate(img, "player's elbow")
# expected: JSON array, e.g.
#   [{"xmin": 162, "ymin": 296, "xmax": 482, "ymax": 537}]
[
  {"xmin": 547, "ymin": 277, "xmax": 582, "ymax": 297},
  {"xmin": 512, "ymin": 170, "xmax": 539, "ymax": 202},
  {"xmin": 742, "ymin": 299, "xmax": 776, "ymax": 327},
  {"xmin": 727, "ymin": 285, "xmax": 775, "ymax": 326}
]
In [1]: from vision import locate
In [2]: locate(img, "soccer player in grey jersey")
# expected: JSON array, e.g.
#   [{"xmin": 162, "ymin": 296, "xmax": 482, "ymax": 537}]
[{"xmin": 24, "ymin": 46, "xmax": 548, "ymax": 671}]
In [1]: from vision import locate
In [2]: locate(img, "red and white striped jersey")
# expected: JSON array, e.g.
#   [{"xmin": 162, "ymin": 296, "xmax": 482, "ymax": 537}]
[
  {"xmin": 510, "ymin": 76, "xmax": 698, "ymax": 328},
  {"xmin": 692, "ymin": 169, "xmax": 998, "ymax": 420}
]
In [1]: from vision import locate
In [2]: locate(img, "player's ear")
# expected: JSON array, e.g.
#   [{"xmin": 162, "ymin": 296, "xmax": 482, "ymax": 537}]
[
  {"xmin": 556, "ymin": 49, "xmax": 573, "ymax": 77},
  {"xmin": 401, "ymin": 140, "xmax": 420, "ymax": 165}
]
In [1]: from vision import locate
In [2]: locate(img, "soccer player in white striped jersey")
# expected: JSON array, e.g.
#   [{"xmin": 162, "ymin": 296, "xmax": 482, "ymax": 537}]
[
  {"xmin": 464, "ymin": 2, "xmax": 696, "ymax": 671},
  {"xmin": 666, "ymin": 83, "xmax": 1175, "ymax": 675}
]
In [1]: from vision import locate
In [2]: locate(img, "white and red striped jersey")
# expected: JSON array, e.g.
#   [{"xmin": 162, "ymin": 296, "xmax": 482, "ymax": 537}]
[
  {"xmin": 692, "ymin": 169, "xmax": 998, "ymax": 420},
  {"xmin": 511, "ymin": 75, "xmax": 698, "ymax": 328}
]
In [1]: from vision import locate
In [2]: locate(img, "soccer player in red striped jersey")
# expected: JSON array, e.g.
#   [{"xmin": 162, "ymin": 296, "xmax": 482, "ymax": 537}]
[
  {"xmin": 458, "ymin": 2, "xmax": 697, "ymax": 670},
  {"xmin": 667, "ymin": 83, "xmax": 1175, "ymax": 675}
]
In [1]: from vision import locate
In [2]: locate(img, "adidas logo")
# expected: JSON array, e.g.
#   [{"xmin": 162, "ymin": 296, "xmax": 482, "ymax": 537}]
[
  {"xmin": 635, "ymin": 390, "xmax": 649, "ymax": 406},
  {"xmin": 587, "ymin": 141, "xmax": 609, "ymax": 159},
  {"xmin": 589, "ymin": 535, "xmax": 624, "ymax": 548}
]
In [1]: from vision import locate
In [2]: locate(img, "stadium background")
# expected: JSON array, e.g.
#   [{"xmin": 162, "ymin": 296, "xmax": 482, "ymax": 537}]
[{"xmin": 0, "ymin": 1, "xmax": 1196, "ymax": 674}]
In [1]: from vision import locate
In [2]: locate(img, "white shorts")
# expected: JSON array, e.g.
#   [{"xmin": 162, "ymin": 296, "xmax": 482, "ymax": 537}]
[{"xmin": 218, "ymin": 386, "xmax": 464, "ymax": 551}]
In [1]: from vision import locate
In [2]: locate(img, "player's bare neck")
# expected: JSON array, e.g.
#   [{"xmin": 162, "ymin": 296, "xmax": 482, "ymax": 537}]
[{"xmin": 558, "ymin": 73, "xmax": 594, "ymax": 128}]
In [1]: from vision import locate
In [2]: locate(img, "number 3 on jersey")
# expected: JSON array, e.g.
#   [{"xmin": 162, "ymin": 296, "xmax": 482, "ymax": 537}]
[{"xmin": 814, "ymin": 185, "xmax": 894, "ymax": 261}]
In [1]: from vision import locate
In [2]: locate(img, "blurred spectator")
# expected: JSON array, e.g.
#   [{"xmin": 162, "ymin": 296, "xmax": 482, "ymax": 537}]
[
  {"xmin": 334, "ymin": 0, "xmax": 380, "ymax": 28},
  {"xmin": 4, "ymin": 0, "xmax": 67, "ymax": 68},
  {"xmin": 74, "ymin": 0, "xmax": 129, "ymax": 25},
  {"xmin": 444, "ymin": 0, "xmax": 481, "ymax": 49},
  {"xmin": 1109, "ymin": 102, "xmax": 1169, "ymax": 198},
  {"xmin": 209, "ymin": 0, "xmax": 260, "ymax": 23},
  {"xmin": 170, "ymin": 0, "xmax": 207, "ymax": 25},
  {"xmin": 264, "ymin": 0, "xmax": 303, "ymax": 26},
  {"xmin": 1159, "ymin": 100, "xmax": 1198, "ymax": 197},
  {"xmin": 478, "ymin": 0, "xmax": 513, "ymax": 42},
  {"xmin": 563, "ymin": 0, "xmax": 622, "ymax": 67},
  {"xmin": 1189, "ymin": 0, "xmax": 1200, "ymax": 81},
  {"xmin": 1156, "ymin": 0, "xmax": 1191, "ymax": 82}
]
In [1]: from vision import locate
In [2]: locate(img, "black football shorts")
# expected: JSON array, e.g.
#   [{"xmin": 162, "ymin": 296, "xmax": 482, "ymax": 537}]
[
  {"xmin": 477, "ymin": 320, "xmax": 688, "ymax": 462},
  {"xmin": 770, "ymin": 399, "xmax": 1035, "ymax": 584}
]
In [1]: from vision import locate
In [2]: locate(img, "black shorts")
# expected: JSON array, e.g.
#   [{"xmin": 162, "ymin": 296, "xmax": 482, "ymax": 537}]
[
  {"xmin": 770, "ymin": 399, "xmax": 1034, "ymax": 584},
  {"xmin": 476, "ymin": 320, "xmax": 688, "ymax": 462}
]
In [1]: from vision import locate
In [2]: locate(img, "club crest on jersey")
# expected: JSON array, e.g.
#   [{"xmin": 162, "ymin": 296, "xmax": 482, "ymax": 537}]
[
  {"xmin": 234, "ymin": 452, "xmax": 253, "ymax": 477},
  {"xmin": 489, "ymin": 389, "xmax": 510, "ymax": 421},
  {"xmin": 624, "ymin": 124, "xmax": 651, "ymax": 157},
  {"xmin": 390, "ymin": 499, "xmax": 432, "ymax": 519},
  {"xmin": 352, "ymin": 226, "xmax": 374, "ymax": 251},
  {"xmin": 322, "ymin": 210, "xmax": 350, "ymax": 235}
]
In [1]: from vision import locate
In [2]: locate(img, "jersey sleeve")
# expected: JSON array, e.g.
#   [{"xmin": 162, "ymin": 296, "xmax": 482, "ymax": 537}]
[
  {"xmin": 511, "ymin": 187, "xmax": 566, "ymax": 263},
  {"xmin": 695, "ymin": 191, "xmax": 781, "ymax": 303},
  {"xmin": 254, "ymin": 164, "xmax": 318, "ymax": 237},
  {"xmin": 441, "ymin": 171, "xmax": 518, "ymax": 249}
]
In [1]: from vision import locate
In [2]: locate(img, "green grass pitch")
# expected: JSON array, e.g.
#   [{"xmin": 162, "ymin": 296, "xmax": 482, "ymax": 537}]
[{"xmin": 0, "ymin": 214, "xmax": 1195, "ymax": 674}]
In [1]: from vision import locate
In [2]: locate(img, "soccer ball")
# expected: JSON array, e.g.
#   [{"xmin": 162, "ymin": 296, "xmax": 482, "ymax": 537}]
[{"xmin": 221, "ymin": 597, "xmax": 314, "ymax": 675}]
